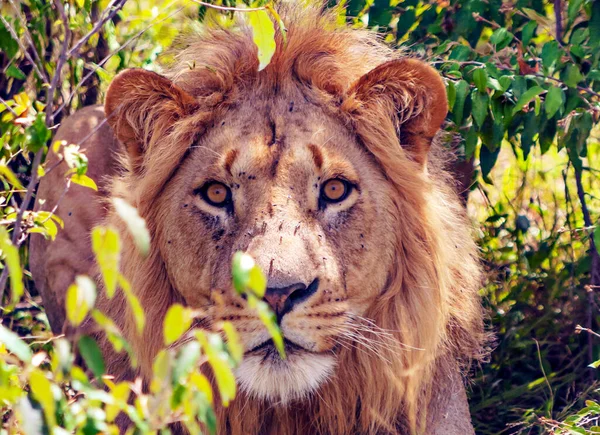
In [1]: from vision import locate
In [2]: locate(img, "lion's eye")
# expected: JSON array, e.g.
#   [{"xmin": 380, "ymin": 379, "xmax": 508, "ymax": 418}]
[
  {"xmin": 198, "ymin": 181, "xmax": 232, "ymax": 207},
  {"xmin": 321, "ymin": 178, "xmax": 351, "ymax": 203}
]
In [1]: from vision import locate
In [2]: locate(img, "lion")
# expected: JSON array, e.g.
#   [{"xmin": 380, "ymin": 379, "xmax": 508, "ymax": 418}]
[{"xmin": 30, "ymin": 3, "xmax": 486, "ymax": 434}]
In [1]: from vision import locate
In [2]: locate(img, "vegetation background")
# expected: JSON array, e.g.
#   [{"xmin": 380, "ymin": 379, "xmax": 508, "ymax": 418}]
[{"xmin": 0, "ymin": 0, "xmax": 599, "ymax": 433}]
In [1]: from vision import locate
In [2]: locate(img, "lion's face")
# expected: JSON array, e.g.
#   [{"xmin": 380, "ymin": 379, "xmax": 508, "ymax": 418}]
[{"xmin": 155, "ymin": 95, "xmax": 396, "ymax": 402}]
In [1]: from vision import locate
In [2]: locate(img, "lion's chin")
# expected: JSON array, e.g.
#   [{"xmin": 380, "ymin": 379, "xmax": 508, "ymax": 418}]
[{"xmin": 235, "ymin": 349, "xmax": 336, "ymax": 405}]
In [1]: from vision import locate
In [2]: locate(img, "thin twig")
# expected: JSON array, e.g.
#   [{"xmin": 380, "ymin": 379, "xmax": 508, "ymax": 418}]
[
  {"xmin": 40, "ymin": 179, "xmax": 71, "ymax": 224},
  {"xmin": 189, "ymin": 0, "xmax": 266, "ymax": 12},
  {"xmin": 67, "ymin": 0, "xmax": 127, "ymax": 57},
  {"xmin": 53, "ymin": 4, "xmax": 185, "ymax": 118},
  {"xmin": 46, "ymin": 0, "xmax": 72, "ymax": 126},
  {"xmin": 573, "ymin": 165, "xmax": 600, "ymax": 378},
  {"xmin": 0, "ymin": 14, "xmax": 48, "ymax": 84},
  {"xmin": 0, "ymin": 96, "xmax": 18, "ymax": 117},
  {"xmin": 8, "ymin": 0, "xmax": 48, "ymax": 80}
]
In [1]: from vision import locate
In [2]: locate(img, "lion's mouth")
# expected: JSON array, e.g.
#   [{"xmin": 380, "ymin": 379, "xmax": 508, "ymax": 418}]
[{"xmin": 247, "ymin": 338, "xmax": 311, "ymax": 359}]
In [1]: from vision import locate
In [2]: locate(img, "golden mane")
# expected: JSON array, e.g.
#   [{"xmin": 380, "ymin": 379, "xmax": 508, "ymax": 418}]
[{"xmin": 94, "ymin": 3, "xmax": 487, "ymax": 433}]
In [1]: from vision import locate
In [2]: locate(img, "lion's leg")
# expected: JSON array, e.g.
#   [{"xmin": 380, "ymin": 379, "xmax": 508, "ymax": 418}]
[
  {"xmin": 425, "ymin": 361, "xmax": 476, "ymax": 435},
  {"xmin": 30, "ymin": 105, "xmax": 121, "ymax": 333}
]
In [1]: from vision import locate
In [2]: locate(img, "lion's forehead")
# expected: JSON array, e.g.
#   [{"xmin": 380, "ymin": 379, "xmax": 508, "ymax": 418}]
[{"xmin": 187, "ymin": 99, "xmax": 371, "ymax": 188}]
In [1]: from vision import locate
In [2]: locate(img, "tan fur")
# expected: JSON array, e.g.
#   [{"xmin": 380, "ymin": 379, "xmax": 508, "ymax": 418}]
[{"xmin": 31, "ymin": 4, "xmax": 486, "ymax": 434}]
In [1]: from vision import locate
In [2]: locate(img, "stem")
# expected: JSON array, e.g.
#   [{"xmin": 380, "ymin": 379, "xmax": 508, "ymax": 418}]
[
  {"xmin": 189, "ymin": 0, "xmax": 266, "ymax": 12},
  {"xmin": 0, "ymin": 14, "xmax": 48, "ymax": 84},
  {"xmin": 554, "ymin": 0, "xmax": 562, "ymax": 43},
  {"xmin": 67, "ymin": 0, "xmax": 127, "ymax": 57},
  {"xmin": 574, "ymin": 165, "xmax": 600, "ymax": 373}
]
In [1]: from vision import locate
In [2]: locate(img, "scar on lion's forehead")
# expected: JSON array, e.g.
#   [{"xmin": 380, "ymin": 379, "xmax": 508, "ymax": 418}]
[
  {"xmin": 223, "ymin": 148, "xmax": 238, "ymax": 176},
  {"xmin": 308, "ymin": 144, "xmax": 323, "ymax": 169}
]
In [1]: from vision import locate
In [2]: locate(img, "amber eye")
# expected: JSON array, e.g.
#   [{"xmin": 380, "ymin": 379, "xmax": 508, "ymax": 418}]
[
  {"xmin": 198, "ymin": 181, "xmax": 232, "ymax": 207},
  {"xmin": 320, "ymin": 178, "xmax": 351, "ymax": 203}
]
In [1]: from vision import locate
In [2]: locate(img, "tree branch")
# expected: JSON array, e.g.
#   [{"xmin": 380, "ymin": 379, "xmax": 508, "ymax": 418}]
[
  {"xmin": 67, "ymin": 0, "xmax": 127, "ymax": 57},
  {"xmin": 573, "ymin": 165, "xmax": 600, "ymax": 372}
]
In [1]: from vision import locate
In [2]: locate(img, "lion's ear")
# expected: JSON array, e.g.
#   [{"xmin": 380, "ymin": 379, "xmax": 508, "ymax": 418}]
[
  {"xmin": 105, "ymin": 69, "xmax": 199, "ymax": 170},
  {"xmin": 343, "ymin": 59, "xmax": 448, "ymax": 166}
]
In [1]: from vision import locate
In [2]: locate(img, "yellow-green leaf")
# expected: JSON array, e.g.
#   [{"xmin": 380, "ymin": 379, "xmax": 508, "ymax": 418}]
[
  {"xmin": 231, "ymin": 252, "xmax": 266, "ymax": 298},
  {"xmin": 163, "ymin": 303, "xmax": 193, "ymax": 346},
  {"xmin": 91, "ymin": 226, "xmax": 120, "ymax": 298},
  {"xmin": 196, "ymin": 331, "xmax": 236, "ymax": 406},
  {"xmin": 105, "ymin": 382, "xmax": 130, "ymax": 422},
  {"xmin": 112, "ymin": 198, "xmax": 151, "ymax": 257},
  {"xmin": 248, "ymin": 10, "xmax": 276, "ymax": 71},
  {"xmin": 65, "ymin": 275, "xmax": 96, "ymax": 326},
  {"xmin": 118, "ymin": 274, "xmax": 145, "ymax": 334},
  {"xmin": 248, "ymin": 295, "xmax": 285, "ymax": 359},
  {"xmin": 29, "ymin": 369, "xmax": 56, "ymax": 428},
  {"xmin": 151, "ymin": 349, "xmax": 171, "ymax": 394},
  {"xmin": 190, "ymin": 372, "xmax": 213, "ymax": 404},
  {"xmin": 0, "ymin": 163, "xmax": 24, "ymax": 190},
  {"xmin": 70, "ymin": 174, "xmax": 98, "ymax": 191},
  {"xmin": 0, "ymin": 227, "xmax": 24, "ymax": 303},
  {"xmin": 222, "ymin": 321, "xmax": 243, "ymax": 364}
]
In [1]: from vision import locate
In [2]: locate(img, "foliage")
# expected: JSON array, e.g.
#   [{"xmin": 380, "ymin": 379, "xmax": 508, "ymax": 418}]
[{"xmin": 0, "ymin": 0, "xmax": 599, "ymax": 434}]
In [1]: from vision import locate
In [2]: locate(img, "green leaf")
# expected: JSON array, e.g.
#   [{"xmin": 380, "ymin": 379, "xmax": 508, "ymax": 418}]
[
  {"xmin": 91, "ymin": 226, "xmax": 120, "ymax": 298},
  {"xmin": 498, "ymin": 76, "xmax": 512, "ymax": 92},
  {"xmin": 452, "ymin": 80, "xmax": 469, "ymax": 126},
  {"xmin": 594, "ymin": 221, "xmax": 600, "ymax": 254},
  {"xmin": 512, "ymin": 86, "xmax": 545, "ymax": 115},
  {"xmin": 78, "ymin": 335, "xmax": 105, "ymax": 379},
  {"xmin": 231, "ymin": 252, "xmax": 267, "ymax": 298},
  {"xmin": 65, "ymin": 275, "xmax": 96, "ymax": 326},
  {"xmin": 70, "ymin": 174, "xmax": 97, "ymax": 191},
  {"xmin": 0, "ymin": 324, "xmax": 32, "ymax": 362},
  {"xmin": 591, "ymin": 0, "xmax": 600, "ymax": 48},
  {"xmin": 25, "ymin": 113, "xmax": 51, "ymax": 152},
  {"xmin": 489, "ymin": 28, "xmax": 513, "ymax": 50},
  {"xmin": 480, "ymin": 144, "xmax": 500, "ymax": 181},
  {"xmin": 541, "ymin": 41, "xmax": 560, "ymax": 72},
  {"xmin": 473, "ymin": 68, "xmax": 488, "ymax": 93},
  {"xmin": 521, "ymin": 20, "xmax": 537, "ymax": 46},
  {"xmin": 6, "ymin": 65, "xmax": 26, "ymax": 80},
  {"xmin": 0, "ymin": 227, "xmax": 24, "ymax": 304},
  {"xmin": 112, "ymin": 198, "xmax": 151, "ymax": 257},
  {"xmin": 471, "ymin": 91, "xmax": 489, "ymax": 128},
  {"xmin": 465, "ymin": 127, "xmax": 478, "ymax": 160},
  {"xmin": 248, "ymin": 10, "xmax": 276, "ymax": 71},
  {"xmin": 563, "ymin": 64, "xmax": 584, "ymax": 88},
  {"xmin": 545, "ymin": 86, "xmax": 564, "ymax": 118},
  {"xmin": 164, "ymin": 303, "xmax": 193, "ymax": 346},
  {"xmin": 447, "ymin": 80, "xmax": 456, "ymax": 111}
]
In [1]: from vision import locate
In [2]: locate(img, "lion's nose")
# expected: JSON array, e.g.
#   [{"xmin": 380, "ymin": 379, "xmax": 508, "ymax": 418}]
[{"xmin": 264, "ymin": 278, "xmax": 319, "ymax": 321}]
